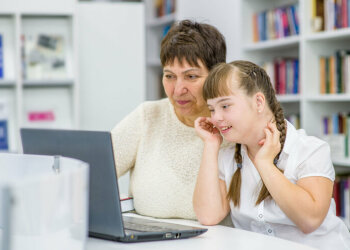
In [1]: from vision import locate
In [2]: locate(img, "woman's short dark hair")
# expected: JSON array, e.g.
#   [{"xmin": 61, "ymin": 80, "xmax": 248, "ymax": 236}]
[{"xmin": 160, "ymin": 20, "xmax": 226, "ymax": 70}]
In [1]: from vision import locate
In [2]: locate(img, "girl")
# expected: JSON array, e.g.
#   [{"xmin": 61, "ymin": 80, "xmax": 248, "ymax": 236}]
[{"xmin": 193, "ymin": 60, "xmax": 350, "ymax": 249}]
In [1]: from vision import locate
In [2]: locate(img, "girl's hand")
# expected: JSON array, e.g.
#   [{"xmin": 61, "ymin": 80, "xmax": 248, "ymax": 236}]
[
  {"xmin": 195, "ymin": 117, "xmax": 223, "ymax": 147},
  {"xmin": 254, "ymin": 121, "xmax": 281, "ymax": 167}
]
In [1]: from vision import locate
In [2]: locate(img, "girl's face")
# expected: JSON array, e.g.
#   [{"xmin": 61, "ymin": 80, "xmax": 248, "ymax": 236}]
[{"xmin": 207, "ymin": 79, "xmax": 257, "ymax": 144}]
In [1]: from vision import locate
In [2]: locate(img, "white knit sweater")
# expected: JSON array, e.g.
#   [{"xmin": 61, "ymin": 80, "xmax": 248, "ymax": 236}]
[{"xmin": 111, "ymin": 98, "xmax": 204, "ymax": 219}]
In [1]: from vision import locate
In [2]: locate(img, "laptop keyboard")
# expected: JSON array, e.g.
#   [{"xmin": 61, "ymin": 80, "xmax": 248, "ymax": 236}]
[{"xmin": 124, "ymin": 221, "xmax": 173, "ymax": 232}]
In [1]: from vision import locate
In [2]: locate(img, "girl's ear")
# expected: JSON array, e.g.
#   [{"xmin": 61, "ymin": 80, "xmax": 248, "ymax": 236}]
[{"xmin": 255, "ymin": 92, "xmax": 265, "ymax": 113}]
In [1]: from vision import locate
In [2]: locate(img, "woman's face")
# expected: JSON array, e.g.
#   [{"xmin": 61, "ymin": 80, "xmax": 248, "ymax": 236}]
[{"xmin": 163, "ymin": 58, "xmax": 209, "ymax": 125}]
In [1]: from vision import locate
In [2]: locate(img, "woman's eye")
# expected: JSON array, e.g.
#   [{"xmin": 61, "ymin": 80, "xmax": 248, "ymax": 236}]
[
  {"xmin": 222, "ymin": 105, "xmax": 229, "ymax": 109},
  {"xmin": 164, "ymin": 74, "xmax": 174, "ymax": 79},
  {"xmin": 209, "ymin": 109, "xmax": 214, "ymax": 113},
  {"xmin": 186, "ymin": 75, "xmax": 198, "ymax": 80}
]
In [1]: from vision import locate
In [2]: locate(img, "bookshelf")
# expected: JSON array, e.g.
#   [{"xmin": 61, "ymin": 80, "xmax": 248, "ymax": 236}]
[
  {"xmin": 240, "ymin": 0, "xmax": 350, "ymax": 168},
  {"xmin": 0, "ymin": 1, "xmax": 78, "ymax": 152},
  {"xmin": 144, "ymin": 0, "xmax": 176, "ymax": 100}
]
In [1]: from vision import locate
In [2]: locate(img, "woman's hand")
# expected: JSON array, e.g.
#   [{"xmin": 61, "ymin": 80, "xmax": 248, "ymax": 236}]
[
  {"xmin": 254, "ymin": 121, "xmax": 281, "ymax": 167},
  {"xmin": 194, "ymin": 117, "xmax": 222, "ymax": 147}
]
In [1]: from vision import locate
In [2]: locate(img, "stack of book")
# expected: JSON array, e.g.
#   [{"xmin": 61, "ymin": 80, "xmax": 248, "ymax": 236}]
[
  {"xmin": 321, "ymin": 112, "xmax": 350, "ymax": 159},
  {"xmin": 311, "ymin": 0, "xmax": 350, "ymax": 32},
  {"xmin": 285, "ymin": 114, "xmax": 300, "ymax": 129},
  {"xmin": 333, "ymin": 176, "xmax": 350, "ymax": 228},
  {"xmin": 154, "ymin": 0, "xmax": 175, "ymax": 18},
  {"xmin": 263, "ymin": 58, "xmax": 299, "ymax": 95},
  {"xmin": 319, "ymin": 50, "xmax": 350, "ymax": 94},
  {"xmin": 252, "ymin": 3, "xmax": 299, "ymax": 42}
]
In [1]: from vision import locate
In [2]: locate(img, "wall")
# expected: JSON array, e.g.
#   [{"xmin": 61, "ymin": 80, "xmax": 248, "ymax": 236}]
[
  {"xmin": 77, "ymin": 2, "xmax": 145, "ymax": 194},
  {"xmin": 177, "ymin": 0, "xmax": 242, "ymax": 61}
]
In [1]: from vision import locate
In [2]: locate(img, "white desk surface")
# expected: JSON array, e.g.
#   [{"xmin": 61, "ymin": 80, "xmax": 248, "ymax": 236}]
[{"xmin": 86, "ymin": 214, "xmax": 316, "ymax": 250}]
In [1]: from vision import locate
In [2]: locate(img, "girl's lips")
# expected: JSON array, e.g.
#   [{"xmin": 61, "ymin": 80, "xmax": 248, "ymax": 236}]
[
  {"xmin": 177, "ymin": 100, "xmax": 190, "ymax": 105},
  {"xmin": 220, "ymin": 126, "xmax": 232, "ymax": 134}
]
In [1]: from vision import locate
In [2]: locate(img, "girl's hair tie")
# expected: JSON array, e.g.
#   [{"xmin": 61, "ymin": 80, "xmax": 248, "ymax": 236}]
[{"xmin": 237, "ymin": 163, "xmax": 242, "ymax": 169}]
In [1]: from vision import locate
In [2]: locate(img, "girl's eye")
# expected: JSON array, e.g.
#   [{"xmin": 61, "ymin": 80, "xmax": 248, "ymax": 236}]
[
  {"xmin": 209, "ymin": 109, "xmax": 214, "ymax": 113},
  {"xmin": 222, "ymin": 105, "xmax": 229, "ymax": 109}
]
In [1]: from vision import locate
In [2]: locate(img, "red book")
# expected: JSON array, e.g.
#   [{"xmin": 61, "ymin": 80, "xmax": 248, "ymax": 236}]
[
  {"xmin": 334, "ymin": 178, "xmax": 341, "ymax": 216},
  {"xmin": 342, "ymin": 0, "xmax": 348, "ymax": 27},
  {"xmin": 279, "ymin": 60, "xmax": 286, "ymax": 94}
]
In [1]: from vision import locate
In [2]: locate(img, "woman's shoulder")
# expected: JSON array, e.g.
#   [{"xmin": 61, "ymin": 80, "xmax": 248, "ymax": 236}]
[{"xmin": 138, "ymin": 98, "xmax": 171, "ymax": 117}]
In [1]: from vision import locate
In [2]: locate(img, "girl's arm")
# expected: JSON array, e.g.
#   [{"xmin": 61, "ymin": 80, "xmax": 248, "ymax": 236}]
[
  {"xmin": 193, "ymin": 117, "xmax": 231, "ymax": 225},
  {"xmin": 255, "ymin": 122, "xmax": 333, "ymax": 234}
]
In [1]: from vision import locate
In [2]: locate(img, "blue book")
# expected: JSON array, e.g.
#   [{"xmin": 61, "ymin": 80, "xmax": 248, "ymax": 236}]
[
  {"xmin": 0, "ymin": 120, "xmax": 9, "ymax": 150},
  {"xmin": 340, "ymin": 179, "xmax": 346, "ymax": 218},
  {"xmin": 290, "ymin": 4, "xmax": 299, "ymax": 35},
  {"xmin": 293, "ymin": 59, "xmax": 299, "ymax": 94},
  {"xmin": 333, "ymin": 113, "xmax": 339, "ymax": 134},
  {"xmin": 0, "ymin": 34, "xmax": 3, "ymax": 79}
]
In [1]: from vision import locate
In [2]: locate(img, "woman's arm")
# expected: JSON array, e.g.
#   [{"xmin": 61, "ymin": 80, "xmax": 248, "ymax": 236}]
[
  {"xmin": 111, "ymin": 104, "xmax": 144, "ymax": 177},
  {"xmin": 255, "ymin": 122, "xmax": 333, "ymax": 234},
  {"xmin": 193, "ymin": 117, "xmax": 230, "ymax": 225}
]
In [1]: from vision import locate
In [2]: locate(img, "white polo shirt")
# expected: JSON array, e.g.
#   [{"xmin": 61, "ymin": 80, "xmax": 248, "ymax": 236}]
[{"xmin": 218, "ymin": 121, "xmax": 350, "ymax": 250}]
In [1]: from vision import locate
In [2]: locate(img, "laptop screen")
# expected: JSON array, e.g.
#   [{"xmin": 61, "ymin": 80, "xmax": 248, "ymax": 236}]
[{"xmin": 20, "ymin": 128, "xmax": 125, "ymax": 238}]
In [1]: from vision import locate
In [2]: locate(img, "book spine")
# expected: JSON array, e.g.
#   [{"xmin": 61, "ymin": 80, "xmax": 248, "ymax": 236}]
[
  {"xmin": 0, "ymin": 34, "xmax": 3, "ymax": 79},
  {"xmin": 0, "ymin": 120, "xmax": 9, "ymax": 150},
  {"xmin": 293, "ymin": 59, "xmax": 299, "ymax": 94},
  {"xmin": 334, "ymin": 178, "xmax": 341, "ymax": 216}
]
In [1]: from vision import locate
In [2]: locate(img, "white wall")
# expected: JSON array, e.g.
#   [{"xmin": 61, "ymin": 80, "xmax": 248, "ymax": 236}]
[
  {"xmin": 77, "ymin": 2, "xmax": 145, "ymax": 194},
  {"xmin": 78, "ymin": 2, "xmax": 145, "ymax": 132},
  {"xmin": 177, "ymin": 0, "xmax": 242, "ymax": 61}
]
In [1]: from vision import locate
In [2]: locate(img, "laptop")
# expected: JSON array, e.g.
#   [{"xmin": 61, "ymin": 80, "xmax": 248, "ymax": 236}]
[{"xmin": 20, "ymin": 128, "xmax": 207, "ymax": 242}]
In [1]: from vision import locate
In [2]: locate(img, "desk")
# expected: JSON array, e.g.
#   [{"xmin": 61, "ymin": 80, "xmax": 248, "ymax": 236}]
[{"xmin": 86, "ymin": 215, "xmax": 316, "ymax": 250}]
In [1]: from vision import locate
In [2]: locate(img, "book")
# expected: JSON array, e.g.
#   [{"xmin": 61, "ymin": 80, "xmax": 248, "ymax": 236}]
[
  {"xmin": 23, "ymin": 34, "xmax": 67, "ymax": 80},
  {"xmin": 0, "ymin": 33, "xmax": 3, "ymax": 79},
  {"xmin": 0, "ymin": 99, "xmax": 9, "ymax": 151},
  {"xmin": 120, "ymin": 195, "xmax": 134, "ymax": 213}
]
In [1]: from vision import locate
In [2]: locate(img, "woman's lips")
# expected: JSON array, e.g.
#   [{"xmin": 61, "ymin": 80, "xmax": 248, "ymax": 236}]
[{"xmin": 177, "ymin": 100, "xmax": 190, "ymax": 105}]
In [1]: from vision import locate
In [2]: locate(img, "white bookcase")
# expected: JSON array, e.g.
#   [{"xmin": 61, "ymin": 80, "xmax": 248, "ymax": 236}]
[
  {"xmin": 0, "ymin": 1, "xmax": 78, "ymax": 152},
  {"xmin": 240, "ymin": 0, "xmax": 350, "ymax": 168},
  {"xmin": 144, "ymin": 0, "xmax": 176, "ymax": 100}
]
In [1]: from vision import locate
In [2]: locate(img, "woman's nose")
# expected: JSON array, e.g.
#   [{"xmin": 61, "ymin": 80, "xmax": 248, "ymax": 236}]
[{"xmin": 174, "ymin": 79, "xmax": 188, "ymax": 96}]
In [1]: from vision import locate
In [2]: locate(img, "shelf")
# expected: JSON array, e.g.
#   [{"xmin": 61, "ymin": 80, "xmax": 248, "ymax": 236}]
[
  {"xmin": 0, "ymin": 79, "xmax": 16, "ymax": 87},
  {"xmin": 146, "ymin": 13, "xmax": 175, "ymax": 27},
  {"xmin": 21, "ymin": 12, "xmax": 74, "ymax": 17},
  {"xmin": 333, "ymin": 158, "xmax": 350, "ymax": 167},
  {"xmin": 23, "ymin": 79, "xmax": 74, "ymax": 87},
  {"xmin": 306, "ymin": 94, "xmax": 350, "ymax": 102},
  {"xmin": 277, "ymin": 94, "xmax": 301, "ymax": 103},
  {"xmin": 305, "ymin": 28, "xmax": 350, "ymax": 42},
  {"xmin": 243, "ymin": 35, "xmax": 300, "ymax": 52}
]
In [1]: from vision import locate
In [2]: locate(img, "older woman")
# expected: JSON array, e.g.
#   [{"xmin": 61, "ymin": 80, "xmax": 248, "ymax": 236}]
[{"xmin": 111, "ymin": 20, "xmax": 226, "ymax": 219}]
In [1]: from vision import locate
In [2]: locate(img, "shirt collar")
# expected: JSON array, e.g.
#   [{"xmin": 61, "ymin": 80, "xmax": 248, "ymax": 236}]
[{"xmin": 280, "ymin": 120, "xmax": 299, "ymax": 156}]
